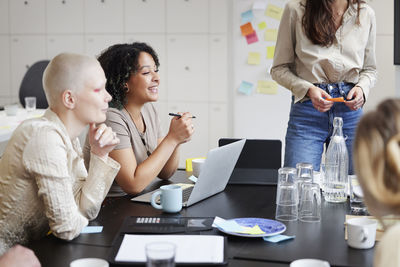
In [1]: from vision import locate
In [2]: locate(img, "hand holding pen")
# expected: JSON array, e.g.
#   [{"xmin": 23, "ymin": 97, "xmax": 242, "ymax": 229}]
[{"xmin": 167, "ymin": 112, "xmax": 195, "ymax": 144}]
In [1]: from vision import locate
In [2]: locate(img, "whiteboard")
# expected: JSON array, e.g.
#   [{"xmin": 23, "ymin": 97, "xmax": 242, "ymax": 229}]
[{"xmin": 232, "ymin": 0, "xmax": 291, "ymax": 148}]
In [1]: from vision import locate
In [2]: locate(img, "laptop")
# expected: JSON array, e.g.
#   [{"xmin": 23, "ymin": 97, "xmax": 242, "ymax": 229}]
[
  {"xmin": 218, "ymin": 138, "xmax": 282, "ymax": 185},
  {"xmin": 131, "ymin": 139, "xmax": 245, "ymax": 207}
]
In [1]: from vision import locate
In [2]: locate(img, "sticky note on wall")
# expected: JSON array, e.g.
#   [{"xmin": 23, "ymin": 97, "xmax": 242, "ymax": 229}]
[
  {"xmin": 241, "ymin": 10, "xmax": 254, "ymax": 23},
  {"xmin": 258, "ymin": 21, "xmax": 267, "ymax": 30},
  {"xmin": 246, "ymin": 31, "xmax": 259, "ymax": 44},
  {"xmin": 238, "ymin": 81, "xmax": 254, "ymax": 95},
  {"xmin": 257, "ymin": 80, "xmax": 278, "ymax": 95},
  {"xmin": 240, "ymin": 22, "xmax": 254, "ymax": 36},
  {"xmin": 265, "ymin": 4, "xmax": 283, "ymax": 20},
  {"xmin": 267, "ymin": 46, "xmax": 275, "ymax": 59},
  {"xmin": 265, "ymin": 29, "xmax": 278, "ymax": 41},
  {"xmin": 248, "ymin": 52, "xmax": 261, "ymax": 65}
]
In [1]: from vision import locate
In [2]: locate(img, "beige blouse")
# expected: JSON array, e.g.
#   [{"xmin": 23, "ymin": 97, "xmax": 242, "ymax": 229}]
[
  {"xmin": 271, "ymin": 0, "xmax": 377, "ymax": 103},
  {"xmin": 0, "ymin": 109, "xmax": 120, "ymax": 254},
  {"xmin": 374, "ymin": 223, "xmax": 400, "ymax": 267},
  {"xmin": 84, "ymin": 103, "xmax": 163, "ymax": 196}
]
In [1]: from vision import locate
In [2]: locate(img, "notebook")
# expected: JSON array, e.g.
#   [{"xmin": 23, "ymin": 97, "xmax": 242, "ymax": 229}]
[{"xmin": 131, "ymin": 139, "xmax": 245, "ymax": 207}]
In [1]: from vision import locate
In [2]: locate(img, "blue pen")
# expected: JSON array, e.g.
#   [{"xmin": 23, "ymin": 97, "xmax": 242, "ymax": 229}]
[{"xmin": 168, "ymin": 113, "xmax": 196, "ymax": 119}]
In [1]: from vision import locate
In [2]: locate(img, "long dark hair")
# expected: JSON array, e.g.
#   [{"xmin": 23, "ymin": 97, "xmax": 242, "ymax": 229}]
[
  {"xmin": 302, "ymin": 0, "xmax": 362, "ymax": 47},
  {"xmin": 97, "ymin": 42, "xmax": 159, "ymax": 109}
]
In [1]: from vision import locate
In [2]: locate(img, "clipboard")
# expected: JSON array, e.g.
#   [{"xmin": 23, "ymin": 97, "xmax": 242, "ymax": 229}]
[{"xmin": 108, "ymin": 216, "xmax": 228, "ymax": 265}]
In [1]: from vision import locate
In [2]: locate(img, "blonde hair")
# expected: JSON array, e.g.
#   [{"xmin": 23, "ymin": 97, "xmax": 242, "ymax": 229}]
[
  {"xmin": 42, "ymin": 53, "xmax": 98, "ymax": 107},
  {"xmin": 354, "ymin": 99, "xmax": 400, "ymax": 216}
]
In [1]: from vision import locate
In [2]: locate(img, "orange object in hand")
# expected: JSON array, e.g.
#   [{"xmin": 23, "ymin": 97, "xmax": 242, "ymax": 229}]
[{"xmin": 325, "ymin": 97, "xmax": 345, "ymax": 102}]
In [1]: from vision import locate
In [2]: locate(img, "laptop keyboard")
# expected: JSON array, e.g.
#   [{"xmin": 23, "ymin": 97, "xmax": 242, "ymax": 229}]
[{"xmin": 182, "ymin": 186, "xmax": 194, "ymax": 202}]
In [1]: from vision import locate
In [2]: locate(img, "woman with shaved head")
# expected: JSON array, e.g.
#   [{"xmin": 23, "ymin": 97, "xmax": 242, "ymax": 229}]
[{"xmin": 0, "ymin": 53, "xmax": 120, "ymax": 253}]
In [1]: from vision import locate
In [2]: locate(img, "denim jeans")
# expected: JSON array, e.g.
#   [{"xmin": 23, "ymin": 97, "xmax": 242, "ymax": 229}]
[{"xmin": 284, "ymin": 82, "xmax": 362, "ymax": 174}]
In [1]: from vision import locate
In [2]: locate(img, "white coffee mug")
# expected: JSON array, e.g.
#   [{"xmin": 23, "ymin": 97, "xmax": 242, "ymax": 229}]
[
  {"xmin": 192, "ymin": 158, "xmax": 206, "ymax": 177},
  {"xmin": 290, "ymin": 259, "xmax": 330, "ymax": 267},
  {"xmin": 70, "ymin": 258, "xmax": 109, "ymax": 267},
  {"xmin": 347, "ymin": 217, "xmax": 377, "ymax": 249}
]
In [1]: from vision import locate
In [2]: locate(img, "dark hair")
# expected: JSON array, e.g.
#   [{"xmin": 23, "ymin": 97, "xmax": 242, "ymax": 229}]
[
  {"xmin": 302, "ymin": 0, "xmax": 362, "ymax": 47},
  {"xmin": 97, "ymin": 42, "xmax": 160, "ymax": 109}
]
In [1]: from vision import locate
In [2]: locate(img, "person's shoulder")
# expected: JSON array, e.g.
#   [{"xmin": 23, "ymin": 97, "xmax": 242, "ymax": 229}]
[
  {"xmin": 106, "ymin": 107, "xmax": 127, "ymax": 122},
  {"xmin": 358, "ymin": 2, "xmax": 375, "ymax": 17},
  {"xmin": 143, "ymin": 102, "xmax": 159, "ymax": 117},
  {"xmin": 286, "ymin": 0, "xmax": 304, "ymax": 11}
]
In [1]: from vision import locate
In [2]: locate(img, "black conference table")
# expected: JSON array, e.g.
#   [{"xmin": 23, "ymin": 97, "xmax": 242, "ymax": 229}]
[{"xmin": 27, "ymin": 171, "xmax": 374, "ymax": 267}]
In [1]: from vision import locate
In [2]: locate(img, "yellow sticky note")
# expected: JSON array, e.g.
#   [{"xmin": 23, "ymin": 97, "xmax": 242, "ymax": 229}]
[
  {"xmin": 257, "ymin": 80, "xmax": 278, "ymax": 95},
  {"xmin": 0, "ymin": 125, "xmax": 11, "ymax": 130},
  {"xmin": 258, "ymin": 21, "xmax": 267, "ymax": 30},
  {"xmin": 242, "ymin": 225, "xmax": 266, "ymax": 235},
  {"xmin": 265, "ymin": 4, "xmax": 283, "ymax": 20},
  {"xmin": 265, "ymin": 29, "xmax": 278, "ymax": 42},
  {"xmin": 248, "ymin": 52, "xmax": 261, "ymax": 65},
  {"xmin": 267, "ymin": 46, "xmax": 275, "ymax": 59}
]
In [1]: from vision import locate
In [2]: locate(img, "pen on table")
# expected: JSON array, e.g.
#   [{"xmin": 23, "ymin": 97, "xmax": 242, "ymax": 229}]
[{"xmin": 169, "ymin": 112, "xmax": 196, "ymax": 119}]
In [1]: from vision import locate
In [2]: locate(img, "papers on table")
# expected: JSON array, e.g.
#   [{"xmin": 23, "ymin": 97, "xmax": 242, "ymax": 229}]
[{"xmin": 115, "ymin": 234, "xmax": 224, "ymax": 264}]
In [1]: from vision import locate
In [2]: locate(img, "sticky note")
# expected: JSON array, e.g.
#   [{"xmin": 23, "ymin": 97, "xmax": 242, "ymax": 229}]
[
  {"xmin": 241, "ymin": 10, "xmax": 254, "ymax": 23},
  {"xmin": 240, "ymin": 22, "xmax": 254, "ymax": 36},
  {"xmin": 263, "ymin": 235, "xmax": 295, "ymax": 243},
  {"xmin": 213, "ymin": 217, "xmax": 244, "ymax": 233},
  {"xmin": 81, "ymin": 226, "xmax": 103, "ymax": 234},
  {"xmin": 248, "ymin": 52, "xmax": 261, "ymax": 65},
  {"xmin": 267, "ymin": 46, "xmax": 275, "ymax": 59},
  {"xmin": 258, "ymin": 21, "xmax": 267, "ymax": 30},
  {"xmin": 257, "ymin": 80, "xmax": 278, "ymax": 95},
  {"xmin": 246, "ymin": 31, "xmax": 259, "ymax": 44},
  {"xmin": 242, "ymin": 225, "xmax": 266, "ymax": 235},
  {"xmin": 188, "ymin": 175, "xmax": 198, "ymax": 183},
  {"xmin": 238, "ymin": 81, "xmax": 254, "ymax": 95},
  {"xmin": 265, "ymin": 29, "xmax": 278, "ymax": 41},
  {"xmin": 265, "ymin": 4, "xmax": 283, "ymax": 20},
  {"xmin": 253, "ymin": 1, "xmax": 266, "ymax": 10}
]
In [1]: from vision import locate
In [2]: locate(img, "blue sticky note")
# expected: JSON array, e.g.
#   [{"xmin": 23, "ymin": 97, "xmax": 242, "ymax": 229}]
[
  {"xmin": 238, "ymin": 81, "xmax": 254, "ymax": 95},
  {"xmin": 188, "ymin": 175, "xmax": 198, "ymax": 183},
  {"xmin": 213, "ymin": 217, "xmax": 244, "ymax": 233},
  {"xmin": 81, "ymin": 226, "xmax": 103, "ymax": 234},
  {"xmin": 241, "ymin": 10, "xmax": 254, "ymax": 23},
  {"xmin": 263, "ymin": 234, "xmax": 295, "ymax": 243}
]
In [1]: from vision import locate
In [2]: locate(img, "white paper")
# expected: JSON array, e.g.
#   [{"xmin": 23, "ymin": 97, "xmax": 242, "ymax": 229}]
[{"xmin": 115, "ymin": 234, "xmax": 224, "ymax": 263}]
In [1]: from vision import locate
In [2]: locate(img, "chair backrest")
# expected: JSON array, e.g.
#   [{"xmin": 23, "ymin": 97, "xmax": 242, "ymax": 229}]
[
  {"xmin": 19, "ymin": 60, "xmax": 50, "ymax": 109},
  {"xmin": 218, "ymin": 138, "xmax": 282, "ymax": 169}
]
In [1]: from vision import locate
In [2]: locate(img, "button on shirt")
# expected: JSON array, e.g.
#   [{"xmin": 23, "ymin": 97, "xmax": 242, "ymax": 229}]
[{"xmin": 271, "ymin": 0, "xmax": 377, "ymax": 103}]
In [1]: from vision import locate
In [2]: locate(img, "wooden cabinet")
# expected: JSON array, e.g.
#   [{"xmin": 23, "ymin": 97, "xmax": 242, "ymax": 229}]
[
  {"xmin": 84, "ymin": 0, "xmax": 123, "ymax": 33},
  {"xmin": 125, "ymin": 0, "xmax": 165, "ymax": 33},
  {"xmin": 10, "ymin": 36, "xmax": 46, "ymax": 95},
  {"xmin": 167, "ymin": 0, "xmax": 208, "ymax": 33},
  {"xmin": 10, "ymin": 0, "xmax": 45, "ymax": 34},
  {"xmin": 0, "ymin": 36, "xmax": 10, "ymax": 96},
  {"xmin": 46, "ymin": 0, "xmax": 84, "ymax": 34}
]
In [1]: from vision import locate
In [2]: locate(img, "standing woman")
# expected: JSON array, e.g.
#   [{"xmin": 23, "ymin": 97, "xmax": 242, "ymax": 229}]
[
  {"xmin": 85, "ymin": 43, "xmax": 194, "ymax": 196},
  {"xmin": 271, "ymin": 0, "xmax": 376, "ymax": 173}
]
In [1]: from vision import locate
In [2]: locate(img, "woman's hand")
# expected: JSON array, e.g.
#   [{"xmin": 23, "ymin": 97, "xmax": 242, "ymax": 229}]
[
  {"xmin": 89, "ymin": 123, "xmax": 120, "ymax": 161},
  {"xmin": 345, "ymin": 86, "xmax": 364, "ymax": 111},
  {"xmin": 167, "ymin": 112, "xmax": 194, "ymax": 145},
  {"xmin": 307, "ymin": 86, "xmax": 334, "ymax": 112}
]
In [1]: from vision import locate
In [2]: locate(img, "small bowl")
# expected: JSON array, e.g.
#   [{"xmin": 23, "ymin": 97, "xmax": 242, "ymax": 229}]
[{"xmin": 4, "ymin": 104, "xmax": 19, "ymax": 116}]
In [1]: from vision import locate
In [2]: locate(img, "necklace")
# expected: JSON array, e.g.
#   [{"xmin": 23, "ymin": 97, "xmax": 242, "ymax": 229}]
[{"xmin": 124, "ymin": 107, "xmax": 151, "ymax": 157}]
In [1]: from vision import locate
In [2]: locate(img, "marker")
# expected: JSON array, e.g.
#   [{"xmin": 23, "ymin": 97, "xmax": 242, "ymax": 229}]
[{"xmin": 169, "ymin": 112, "xmax": 196, "ymax": 119}]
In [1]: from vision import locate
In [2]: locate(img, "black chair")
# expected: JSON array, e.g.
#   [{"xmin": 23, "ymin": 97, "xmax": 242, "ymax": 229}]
[
  {"xmin": 218, "ymin": 138, "xmax": 282, "ymax": 185},
  {"xmin": 19, "ymin": 60, "xmax": 50, "ymax": 109}
]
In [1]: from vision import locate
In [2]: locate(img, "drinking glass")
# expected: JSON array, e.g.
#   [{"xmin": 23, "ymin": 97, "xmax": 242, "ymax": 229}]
[
  {"xmin": 299, "ymin": 183, "xmax": 321, "ymax": 222},
  {"xmin": 146, "ymin": 242, "xmax": 176, "ymax": 267},
  {"xmin": 276, "ymin": 167, "xmax": 298, "ymax": 221},
  {"xmin": 296, "ymin": 162, "xmax": 314, "ymax": 201},
  {"xmin": 349, "ymin": 175, "xmax": 368, "ymax": 215},
  {"xmin": 24, "ymin": 97, "xmax": 36, "ymax": 112}
]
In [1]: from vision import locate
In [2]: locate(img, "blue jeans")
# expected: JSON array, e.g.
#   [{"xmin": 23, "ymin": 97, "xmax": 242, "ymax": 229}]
[{"xmin": 284, "ymin": 82, "xmax": 362, "ymax": 174}]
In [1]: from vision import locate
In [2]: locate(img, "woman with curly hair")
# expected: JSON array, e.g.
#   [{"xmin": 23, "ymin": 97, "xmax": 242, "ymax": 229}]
[
  {"xmin": 271, "ymin": 0, "xmax": 376, "ymax": 173},
  {"xmin": 354, "ymin": 99, "xmax": 400, "ymax": 266},
  {"xmin": 84, "ymin": 42, "xmax": 194, "ymax": 196}
]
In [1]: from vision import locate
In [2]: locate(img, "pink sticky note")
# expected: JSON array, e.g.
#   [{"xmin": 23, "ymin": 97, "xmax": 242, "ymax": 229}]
[{"xmin": 245, "ymin": 31, "xmax": 258, "ymax": 44}]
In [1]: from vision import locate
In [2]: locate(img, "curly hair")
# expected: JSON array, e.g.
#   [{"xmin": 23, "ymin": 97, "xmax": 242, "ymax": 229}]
[
  {"xmin": 354, "ymin": 99, "xmax": 400, "ymax": 217},
  {"xmin": 97, "ymin": 42, "xmax": 160, "ymax": 109}
]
